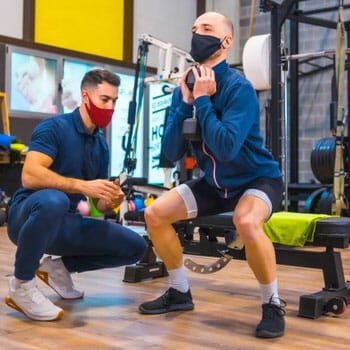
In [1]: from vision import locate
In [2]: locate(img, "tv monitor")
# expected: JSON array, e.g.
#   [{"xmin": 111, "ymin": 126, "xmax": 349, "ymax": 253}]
[
  {"xmin": 61, "ymin": 58, "xmax": 98, "ymax": 113},
  {"xmin": 1, "ymin": 44, "xmax": 146, "ymax": 179},
  {"xmin": 5, "ymin": 45, "xmax": 60, "ymax": 118}
]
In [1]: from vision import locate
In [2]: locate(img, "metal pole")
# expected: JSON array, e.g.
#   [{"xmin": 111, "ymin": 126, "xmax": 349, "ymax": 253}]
[
  {"xmin": 281, "ymin": 22, "xmax": 289, "ymax": 211},
  {"xmin": 283, "ymin": 67, "xmax": 289, "ymax": 211},
  {"xmin": 289, "ymin": 2, "xmax": 299, "ymax": 194},
  {"xmin": 269, "ymin": 5, "xmax": 283, "ymax": 164},
  {"xmin": 285, "ymin": 47, "xmax": 350, "ymax": 61}
]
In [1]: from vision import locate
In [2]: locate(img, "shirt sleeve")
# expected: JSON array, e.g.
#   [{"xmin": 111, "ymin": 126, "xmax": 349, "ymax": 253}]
[
  {"xmin": 195, "ymin": 79, "xmax": 259, "ymax": 162},
  {"xmin": 161, "ymin": 87, "xmax": 194, "ymax": 162},
  {"xmin": 29, "ymin": 118, "xmax": 60, "ymax": 161}
]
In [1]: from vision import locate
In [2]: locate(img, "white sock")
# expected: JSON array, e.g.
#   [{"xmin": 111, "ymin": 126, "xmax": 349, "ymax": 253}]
[
  {"xmin": 168, "ymin": 266, "xmax": 189, "ymax": 293},
  {"xmin": 259, "ymin": 279, "xmax": 280, "ymax": 306}
]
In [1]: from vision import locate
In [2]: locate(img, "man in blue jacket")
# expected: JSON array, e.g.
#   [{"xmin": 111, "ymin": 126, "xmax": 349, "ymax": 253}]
[{"xmin": 139, "ymin": 12, "xmax": 285, "ymax": 338}]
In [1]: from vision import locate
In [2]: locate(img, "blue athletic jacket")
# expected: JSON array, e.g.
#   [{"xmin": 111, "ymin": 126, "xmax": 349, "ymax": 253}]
[{"xmin": 162, "ymin": 60, "xmax": 281, "ymax": 198}]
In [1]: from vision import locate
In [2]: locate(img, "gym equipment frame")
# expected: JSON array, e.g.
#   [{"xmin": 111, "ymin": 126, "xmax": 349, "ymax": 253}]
[{"xmin": 260, "ymin": 0, "xmax": 350, "ymax": 201}]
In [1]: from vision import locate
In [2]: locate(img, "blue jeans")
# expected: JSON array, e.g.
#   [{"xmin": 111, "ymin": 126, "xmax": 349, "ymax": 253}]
[{"xmin": 7, "ymin": 189, "xmax": 147, "ymax": 280}]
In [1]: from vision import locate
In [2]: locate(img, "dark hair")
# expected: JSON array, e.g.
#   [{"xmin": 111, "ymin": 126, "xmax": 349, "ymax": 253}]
[{"xmin": 80, "ymin": 69, "xmax": 121, "ymax": 90}]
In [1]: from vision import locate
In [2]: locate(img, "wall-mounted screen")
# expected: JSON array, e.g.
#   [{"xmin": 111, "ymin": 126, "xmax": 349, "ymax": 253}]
[
  {"xmin": 109, "ymin": 70, "xmax": 144, "ymax": 178},
  {"xmin": 145, "ymin": 82, "xmax": 175, "ymax": 185},
  {"xmin": 1, "ymin": 44, "xmax": 146, "ymax": 179},
  {"xmin": 61, "ymin": 59, "xmax": 97, "ymax": 113},
  {"xmin": 5, "ymin": 45, "xmax": 60, "ymax": 118}
]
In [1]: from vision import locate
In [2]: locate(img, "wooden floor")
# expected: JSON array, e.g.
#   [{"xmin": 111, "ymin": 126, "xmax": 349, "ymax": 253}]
[{"xmin": 1, "ymin": 225, "xmax": 350, "ymax": 350}]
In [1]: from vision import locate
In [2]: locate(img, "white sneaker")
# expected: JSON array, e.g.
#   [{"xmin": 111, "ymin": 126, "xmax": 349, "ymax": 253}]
[
  {"xmin": 5, "ymin": 276, "xmax": 64, "ymax": 321},
  {"xmin": 36, "ymin": 256, "xmax": 84, "ymax": 300}
]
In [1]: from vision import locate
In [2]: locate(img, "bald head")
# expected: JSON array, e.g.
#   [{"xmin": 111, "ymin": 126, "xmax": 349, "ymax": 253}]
[{"xmin": 193, "ymin": 12, "xmax": 233, "ymax": 38}]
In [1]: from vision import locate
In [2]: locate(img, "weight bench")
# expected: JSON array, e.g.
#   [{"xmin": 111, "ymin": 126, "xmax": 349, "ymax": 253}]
[
  {"xmin": 174, "ymin": 212, "xmax": 350, "ymax": 319},
  {"xmin": 121, "ymin": 184, "xmax": 350, "ymax": 319}
]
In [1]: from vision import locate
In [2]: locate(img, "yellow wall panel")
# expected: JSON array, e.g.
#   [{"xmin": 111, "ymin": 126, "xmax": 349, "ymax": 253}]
[{"xmin": 34, "ymin": 0, "xmax": 124, "ymax": 60}]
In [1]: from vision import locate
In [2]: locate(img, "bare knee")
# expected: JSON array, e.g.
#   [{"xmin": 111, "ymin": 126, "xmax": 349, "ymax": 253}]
[
  {"xmin": 233, "ymin": 213, "xmax": 261, "ymax": 241},
  {"xmin": 144, "ymin": 204, "xmax": 167, "ymax": 232}
]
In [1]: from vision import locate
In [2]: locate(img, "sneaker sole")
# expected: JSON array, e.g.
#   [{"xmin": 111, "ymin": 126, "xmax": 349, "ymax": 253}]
[
  {"xmin": 5, "ymin": 296, "xmax": 64, "ymax": 321},
  {"xmin": 256, "ymin": 329, "xmax": 285, "ymax": 338},
  {"xmin": 139, "ymin": 303, "xmax": 194, "ymax": 314},
  {"xmin": 35, "ymin": 269, "xmax": 84, "ymax": 300}
]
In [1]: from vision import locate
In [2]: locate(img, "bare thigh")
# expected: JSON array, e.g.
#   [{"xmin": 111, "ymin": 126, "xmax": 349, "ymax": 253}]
[{"xmin": 145, "ymin": 188, "xmax": 188, "ymax": 225}]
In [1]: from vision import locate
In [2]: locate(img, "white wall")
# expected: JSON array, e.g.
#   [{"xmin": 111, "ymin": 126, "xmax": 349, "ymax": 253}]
[
  {"xmin": 133, "ymin": 0, "xmax": 241, "ymax": 74},
  {"xmin": 0, "ymin": 0, "xmax": 240, "ymax": 65},
  {"xmin": 133, "ymin": 0, "xmax": 197, "ymax": 71},
  {"xmin": 205, "ymin": 0, "xmax": 240, "ymax": 64},
  {"xmin": 0, "ymin": 0, "xmax": 23, "ymax": 39}
]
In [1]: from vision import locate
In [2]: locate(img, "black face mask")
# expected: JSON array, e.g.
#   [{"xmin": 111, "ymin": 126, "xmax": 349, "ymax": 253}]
[{"xmin": 190, "ymin": 33, "xmax": 222, "ymax": 63}]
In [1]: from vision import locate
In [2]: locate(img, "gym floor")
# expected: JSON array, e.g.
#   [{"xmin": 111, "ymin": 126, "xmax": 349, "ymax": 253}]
[{"xmin": 1, "ymin": 225, "xmax": 350, "ymax": 350}]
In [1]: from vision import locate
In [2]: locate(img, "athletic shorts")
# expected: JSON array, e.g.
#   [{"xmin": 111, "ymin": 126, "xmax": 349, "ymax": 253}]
[{"xmin": 173, "ymin": 176, "xmax": 284, "ymax": 221}]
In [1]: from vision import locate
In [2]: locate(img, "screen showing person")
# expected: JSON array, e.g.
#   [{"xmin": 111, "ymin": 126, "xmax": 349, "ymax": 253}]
[
  {"xmin": 61, "ymin": 59, "xmax": 95, "ymax": 113},
  {"xmin": 10, "ymin": 52, "xmax": 59, "ymax": 114}
]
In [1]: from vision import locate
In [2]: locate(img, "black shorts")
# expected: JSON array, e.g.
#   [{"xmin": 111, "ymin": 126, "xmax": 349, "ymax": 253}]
[{"xmin": 173, "ymin": 176, "xmax": 284, "ymax": 219}]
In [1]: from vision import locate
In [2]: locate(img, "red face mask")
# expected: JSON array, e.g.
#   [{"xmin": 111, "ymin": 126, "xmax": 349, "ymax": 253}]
[{"xmin": 86, "ymin": 95, "xmax": 114, "ymax": 129}]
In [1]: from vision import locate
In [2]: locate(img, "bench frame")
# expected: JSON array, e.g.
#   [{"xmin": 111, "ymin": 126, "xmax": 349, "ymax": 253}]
[
  {"xmin": 122, "ymin": 209, "xmax": 350, "ymax": 319},
  {"xmin": 174, "ymin": 216, "xmax": 350, "ymax": 319}
]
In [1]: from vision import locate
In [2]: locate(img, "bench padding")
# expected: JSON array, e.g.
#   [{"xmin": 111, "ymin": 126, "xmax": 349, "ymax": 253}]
[{"xmin": 185, "ymin": 212, "xmax": 350, "ymax": 249}]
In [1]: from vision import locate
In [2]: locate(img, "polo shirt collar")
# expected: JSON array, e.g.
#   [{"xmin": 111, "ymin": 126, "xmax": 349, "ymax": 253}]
[{"xmin": 72, "ymin": 108, "xmax": 100, "ymax": 136}]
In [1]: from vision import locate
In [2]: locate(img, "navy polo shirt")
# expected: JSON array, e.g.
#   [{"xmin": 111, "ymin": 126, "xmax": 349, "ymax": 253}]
[{"xmin": 10, "ymin": 108, "xmax": 109, "ymax": 210}]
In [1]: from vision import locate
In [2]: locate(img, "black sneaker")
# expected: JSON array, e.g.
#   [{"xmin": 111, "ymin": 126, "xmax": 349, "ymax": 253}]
[
  {"xmin": 139, "ymin": 287, "xmax": 194, "ymax": 314},
  {"xmin": 255, "ymin": 299, "xmax": 286, "ymax": 338}
]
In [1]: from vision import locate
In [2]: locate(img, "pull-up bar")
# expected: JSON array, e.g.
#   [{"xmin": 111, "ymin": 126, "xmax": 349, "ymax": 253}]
[{"xmin": 284, "ymin": 47, "xmax": 350, "ymax": 61}]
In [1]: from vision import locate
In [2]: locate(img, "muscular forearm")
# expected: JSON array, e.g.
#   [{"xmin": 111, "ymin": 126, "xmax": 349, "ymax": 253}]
[
  {"xmin": 21, "ymin": 151, "xmax": 123, "ymax": 205},
  {"xmin": 22, "ymin": 165, "xmax": 85, "ymax": 194}
]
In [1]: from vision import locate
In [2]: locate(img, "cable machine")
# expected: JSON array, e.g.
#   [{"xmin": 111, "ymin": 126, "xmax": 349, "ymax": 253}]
[
  {"xmin": 118, "ymin": 34, "xmax": 193, "ymax": 226},
  {"xmin": 260, "ymin": 0, "xmax": 350, "ymax": 214},
  {"xmin": 121, "ymin": 34, "xmax": 193, "ymax": 178}
]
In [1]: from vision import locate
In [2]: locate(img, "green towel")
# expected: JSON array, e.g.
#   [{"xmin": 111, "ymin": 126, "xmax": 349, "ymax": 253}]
[{"xmin": 263, "ymin": 211, "xmax": 336, "ymax": 247}]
